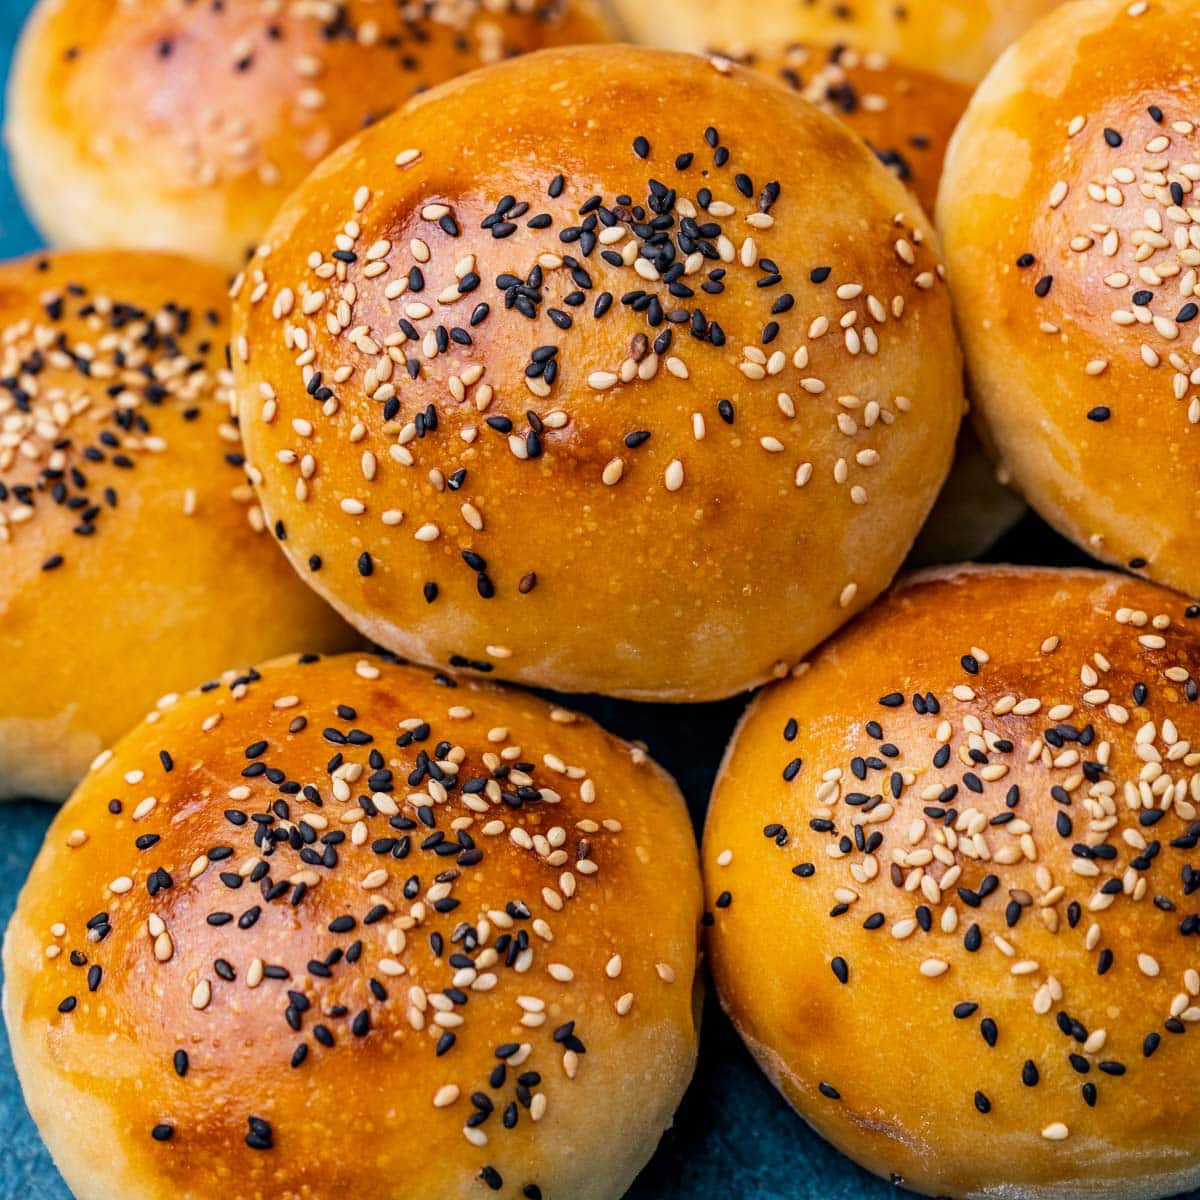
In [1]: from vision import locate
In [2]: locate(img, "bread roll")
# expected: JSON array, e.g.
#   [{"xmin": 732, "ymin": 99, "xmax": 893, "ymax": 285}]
[
  {"xmin": 608, "ymin": 0, "xmax": 1065, "ymax": 85},
  {"xmin": 0, "ymin": 250, "xmax": 355, "ymax": 800},
  {"xmin": 231, "ymin": 44, "xmax": 963, "ymax": 702},
  {"xmin": 706, "ymin": 42, "xmax": 969, "ymax": 218},
  {"xmin": 705, "ymin": 564, "xmax": 1200, "ymax": 1198},
  {"xmin": 3, "ymin": 651, "xmax": 702, "ymax": 1200},
  {"xmin": 938, "ymin": 0, "xmax": 1200, "ymax": 600},
  {"xmin": 6, "ymin": 0, "xmax": 614, "ymax": 271}
]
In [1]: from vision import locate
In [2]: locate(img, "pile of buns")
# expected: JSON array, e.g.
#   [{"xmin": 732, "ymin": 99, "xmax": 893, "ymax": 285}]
[{"xmin": 2, "ymin": 2, "xmax": 1198, "ymax": 1198}]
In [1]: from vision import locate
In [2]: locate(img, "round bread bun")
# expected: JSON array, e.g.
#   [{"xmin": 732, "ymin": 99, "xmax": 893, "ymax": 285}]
[
  {"xmin": 5, "ymin": 0, "xmax": 614, "ymax": 272},
  {"xmin": 937, "ymin": 0, "xmax": 1200, "ymax": 600},
  {"xmin": 608, "ymin": 0, "xmax": 1065, "ymax": 86},
  {"xmin": 705, "ymin": 42, "xmax": 969, "ymax": 219},
  {"xmin": 704, "ymin": 563, "xmax": 1200, "ymax": 1199},
  {"xmin": 0, "ymin": 250, "xmax": 356, "ymax": 801},
  {"xmin": 231, "ymin": 44, "xmax": 964, "ymax": 703},
  {"xmin": 3, "ymin": 651, "xmax": 702, "ymax": 1200}
]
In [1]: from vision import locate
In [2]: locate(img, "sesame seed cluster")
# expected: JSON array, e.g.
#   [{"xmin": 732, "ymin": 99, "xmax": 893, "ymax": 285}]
[
  {"xmin": 7, "ymin": 652, "xmax": 700, "ymax": 1197},
  {"xmin": 705, "ymin": 566, "xmax": 1200, "ymax": 1195},
  {"xmin": 0, "ymin": 254, "xmax": 237, "ymax": 557},
  {"xmin": 232, "ymin": 44, "xmax": 962, "ymax": 700},
  {"xmin": 1002, "ymin": 28, "xmax": 1200, "ymax": 433},
  {"xmin": 0, "ymin": 250, "xmax": 355, "ymax": 799},
  {"xmin": 938, "ymin": 0, "xmax": 1200, "ymax": 598},
  {"xmin": 8, "ymin": 0, "xmax": 613, "ymax": 268},
  {"xmin": 607, "ymin": 0, "xmax": 1065, "ymax": 86}
]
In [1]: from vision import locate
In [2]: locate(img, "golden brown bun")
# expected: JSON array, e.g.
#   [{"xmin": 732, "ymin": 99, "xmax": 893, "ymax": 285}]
[
  {"xmin": 3, "ymin": 651, "xmax": 702, "ymax": 1200},
  {"xmin": 937, "ymin": 0, "xmax": 1200, "ymax": 600},
  {"xmin": 707, "ymin": 42, "xmax": 970, "ymax": 218},
  {"xmin": 0, "ymin": 250, "xmax": 356, "ymax": 801},
  {"xmin": 6, "ymin": 0, "xmax": 614, "ymax": 271},
  {"xmin": 231, "ymin": 44, "xmax": 964, "ymax": 702},
  {"xmin": 609, "ymin": 0, "xmax": 1065, "ymax": 85},
  {"xmin": 704, "ymin": 564, "xmax": 1200, "ymax": 1199}
]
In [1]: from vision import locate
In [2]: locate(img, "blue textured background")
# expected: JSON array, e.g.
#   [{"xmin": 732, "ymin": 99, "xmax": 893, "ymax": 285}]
[{"xmin": 0, "ymin": 3, "xmax": 1174, "ymax": 1199}]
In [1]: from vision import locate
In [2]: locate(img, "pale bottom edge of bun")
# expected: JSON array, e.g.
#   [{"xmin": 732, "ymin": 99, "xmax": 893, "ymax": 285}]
[
  {"xmin": 717, "ymin": 997, "xmax": 1200, "ymax": 1200},
  {"xmin": 6, "ymin": 115, "xmax": 243, "ymax": 272},
  {"xmin": 0, "ymin": 706, "xmax": 98, "ymax": 803}
]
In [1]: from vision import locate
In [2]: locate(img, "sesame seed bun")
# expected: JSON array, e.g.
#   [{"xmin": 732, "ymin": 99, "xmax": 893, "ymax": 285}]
[
  {"xmin": 704, "ymin": 563, "xmax": 1200, "ymax": 1198},
  {"xmin": 230, "ymin": 44, "xmax": 964, "ymax": 703},
  {"xmin": 937, "ymin": 0, "xmax": 1200, "ymax": 601},
  {"xmin": 5, "ymin": 0, "xmax": 614, "ymax": 272},
  {"xmin": 0, "ymin": 250, "xmax": 357, "ymax": 801},
  {"xmin": 2, "ymin": 651, "xmax": 702, "ymax": 1200},
  {"xmin": 607, "ymin": 0, "xmax": 1066, "ymax": 86}
]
